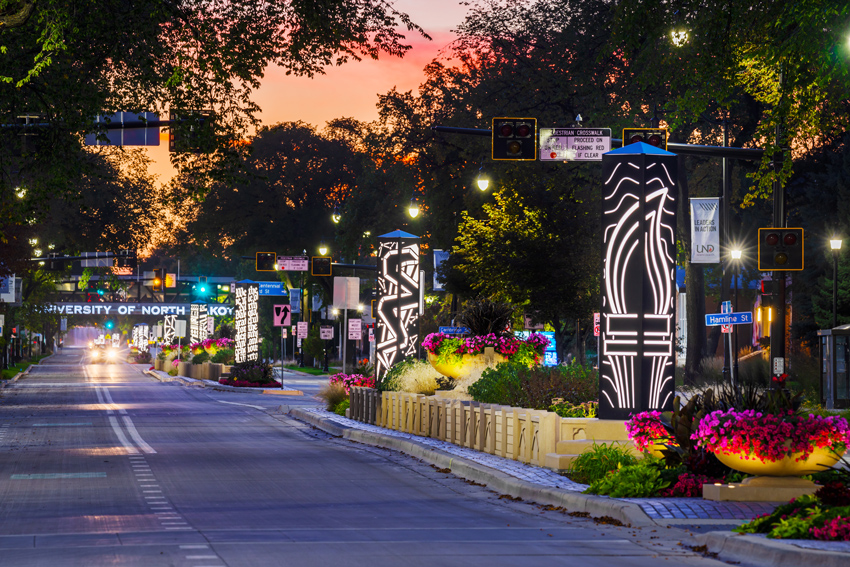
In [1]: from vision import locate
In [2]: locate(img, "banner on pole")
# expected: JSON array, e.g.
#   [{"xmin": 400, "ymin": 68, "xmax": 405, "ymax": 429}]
[{"xmin": 690, "ymin": 197, "xmax": 720, "ymax": 263}]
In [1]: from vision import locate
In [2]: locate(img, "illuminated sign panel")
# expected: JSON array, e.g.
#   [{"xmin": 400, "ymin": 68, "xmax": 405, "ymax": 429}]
[
  {"xmin": 375, "ymin": 230, "xmax": 420, "ymax": 381},
  {"xmin": 163, "ymin": 315, "xmax": 176, "ymax": 344},
  {"xmin": 234, "ymin": 281, "xmax": 259, "ymax": 363},
  {"xmin": 190, "ymin": 303, "xmax": 208, "ymax": 344},
  {"xmin": 599, "ymin": 143, "xmax": 677, "ymax": 419}
]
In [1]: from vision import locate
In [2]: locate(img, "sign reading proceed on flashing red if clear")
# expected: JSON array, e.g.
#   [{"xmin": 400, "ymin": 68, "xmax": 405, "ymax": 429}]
[
  {"xmin": 539, "ymin": 128, "xmax": 611, "ymax": 161},
  {"xmin": 705, "ymin": 312, "xmax": 754, "ymax": 326}
]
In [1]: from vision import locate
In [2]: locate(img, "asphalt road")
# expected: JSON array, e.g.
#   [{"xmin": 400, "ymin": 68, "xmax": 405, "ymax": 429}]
[{"xmin": 0, "ymin": 349, "xmax": 729, "ymax": 566}]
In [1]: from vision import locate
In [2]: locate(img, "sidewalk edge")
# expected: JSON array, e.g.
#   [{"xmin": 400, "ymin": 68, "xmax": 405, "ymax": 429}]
[{"xmin": 695, "ymin": 530, "xmax": 850, "ymax": 567}]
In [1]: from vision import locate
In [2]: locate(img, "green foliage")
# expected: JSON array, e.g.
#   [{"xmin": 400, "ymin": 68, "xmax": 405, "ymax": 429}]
[
  {"xmin": 303, "ymin": 326, "xmax": 326, "ymax": 363},
  {"xmin": 318, "ymin": 382, "xmax": 348, "ymax": 412},
  {"xmin": 211, "ymin": 348, "xmax": 235, "ymax": 364},
  {"xmin": 333, "ymin": 398, "xmax": 351, "ymax": 416},
  {"xmin": 734, "ymin": 495, "xmax": 850, "ymax": 539},
  {"xmin": 584, "ymin": 459, "xmax": 671, "ymax": 498},
  {"xmin": 379, "ymin": 357, "xmax": 416, "ymax": 392},
  {"xmin": 378, "ymin": 357, "xmax": 442, "ymax": 394},
  {"xmin": 456, "ymin": 298, "xmax": 514, "ymax": 337},
  {"xmin": 468, "ymin": 362, "xmax": 598, "ymax": 409},
  {"xmin": 191, "ymin": 351, "xmax": 210, "ymax": 365},
  {"xmin": 230, "ymin": 361, "xmax": 275, "ymax": 383},
  {"xmin": 567, "ymin": 443, "xmax": 638, "ymax": 484},
  {"xmin": 549, "ymin": 400, "xmax": 598, "ymax": 418}
]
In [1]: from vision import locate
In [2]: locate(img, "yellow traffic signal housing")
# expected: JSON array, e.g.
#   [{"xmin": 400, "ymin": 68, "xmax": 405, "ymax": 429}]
[
  {"xmin": 623, "ymin": 128, "xmax": 668, "ymax": 150},
  {"xmin": 758, "ymin": 228, "xmax": 804, "ymax": 271},
  {"xmin": 255, "ymin": 252, "xmax": 277, "ymax": 272},
  {"xmin": 492, "ymin": 117, "xmax": 537, "ymax": 161}
]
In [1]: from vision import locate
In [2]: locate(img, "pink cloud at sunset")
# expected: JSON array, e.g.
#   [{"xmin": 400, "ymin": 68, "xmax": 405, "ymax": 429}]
[{"xmin": 147, "ymin": 1, "xmax": 470, "ymax": 183}]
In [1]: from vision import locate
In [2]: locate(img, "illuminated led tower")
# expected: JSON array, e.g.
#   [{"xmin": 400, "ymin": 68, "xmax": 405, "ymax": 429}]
[
  {"xmin": 376, "ymin": 230, "xmax": 420, "ymax": 382},
  {"xmin": 600, "ymin": 142, "xmax": 677, "ymax": 419}
]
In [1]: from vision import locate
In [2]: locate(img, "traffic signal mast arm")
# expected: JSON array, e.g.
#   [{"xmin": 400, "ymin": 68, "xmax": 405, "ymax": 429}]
[{"xmin": 432, "ymin": 125, "xmax": 765, "ymax": 161}]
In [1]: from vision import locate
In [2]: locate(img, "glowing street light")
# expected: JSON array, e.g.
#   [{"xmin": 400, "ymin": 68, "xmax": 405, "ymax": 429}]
[
  {"xmin": 332, "ymin": 205, "xmax": 341, "ymax": 224},
  {"xmin": 318, "ymin": 240, "xmax": 328, "ymax": 256},
  {"xmin": 475, "ymin": 165, "xmax": 490, "ymax": 191},
  {"xmin": 408, "ymin": 194, "xmax": 420, "ymax": 218}
]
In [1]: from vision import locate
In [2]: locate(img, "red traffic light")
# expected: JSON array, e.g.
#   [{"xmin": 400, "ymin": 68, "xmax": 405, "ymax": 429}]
[
  {"xmin": 629, "ymin": 135, "xmax": 643, "ymax": 144},
  {"xmin": 783, "ymin": 233, "xmax": 797, "ymax": 246},
  {"xmin": 515, "ymin": 123, "xmax": 531, "ymax": 137},
  {"xmin": 647, "ymin": 134, "xmax": 663, "ymax": 146},
  {"xmin": 498, "ymin": 123, "xmax": 513, "ymax": 137},
  {"xmin": 758, "ymin": 228, "xmax": 804, "ymax": 271},
  {"xmin": 765, "ymin": 233, "xmax": 779, "ymax": 246},
  {"xmin": 492, "ymin": 117, "xmax": 537, "ymax": 161}
]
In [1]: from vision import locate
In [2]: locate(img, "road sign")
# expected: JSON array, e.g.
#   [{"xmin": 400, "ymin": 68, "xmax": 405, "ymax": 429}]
[
  {"xmin": 773, "ymin": 357, "xmax": 785, "ymax": 375},
  {"xmin": 259, "ymin": 282, "xmax": 288, "ymax": 296},
  {"xmin": 705, "ymin": 312, "xmax": 753, "ymax": 326},
  {"xmin": 348, "ymin": 319, "xmax": 362, "ymax": 340},
  {"xmin": 273, "ymin": 305, "xmax": 291, "ymax": 327},
  {"xmin": 278, "ymin": 256, "xmax": 309, "ymax": 271},
  {"xmin": 438, "ymin": 326, "xmax": 471, "ymax": 335},
  {"xmin": 539, "ymin": 128, "xmax": 611, "ymax": 161},
  {"xmin": 720, "ymin": 301, "xmax": 732, "ymax": 334},
  {"xmin": 593, "ymin": 313, "xmax": 600, "ymax": 337},
  {"xmin": 320, "ymin": 325, "xmax": 333, "ymax": 340},
  {"xmin": 297, "ymin": 321, "xmax": 308, "ymax": 339}
]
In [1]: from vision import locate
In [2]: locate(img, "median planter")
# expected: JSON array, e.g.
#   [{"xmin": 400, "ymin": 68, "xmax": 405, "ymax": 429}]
[
  {"xmin": 426, "ymin": 349, "xmax": 506, "ymax": 380},
  {"xmin": 177, "ymin": 361, "xmax": 192, "ymax": 378}
]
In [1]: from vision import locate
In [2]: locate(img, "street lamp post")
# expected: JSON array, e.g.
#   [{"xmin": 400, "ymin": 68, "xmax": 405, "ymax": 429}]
[
  {"xmin": 731, "ymin": 248, "xmax": 743, "ymax": 386},
  {"xmin": 831, "ymin": 238, "xmax": 842, "ymax": 328}
]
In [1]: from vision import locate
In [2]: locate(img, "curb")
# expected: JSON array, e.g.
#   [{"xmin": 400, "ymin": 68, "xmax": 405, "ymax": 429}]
[
  {"xmin": 694, "ymin": 530, "xmax": 850, "ymax": 567},
  {"xmin": 1, "ymin": 362, "xmax": 38, "ymax": 389},
  {"xmin": 145, "ymin": 370, "xmax": 302, "ymax": 396},
  {"xmin": 288, "ymin": 408, "xmax": 656, "ymax": 529}
]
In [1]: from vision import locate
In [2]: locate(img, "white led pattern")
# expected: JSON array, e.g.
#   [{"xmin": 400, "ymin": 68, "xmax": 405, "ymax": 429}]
[
  {"xmin": 376, "ymin": 234, "xmax": 420, "ymax": 381},
  {"xmin": 600, "ymin": 151, "xmax": 677, "ymax": 418}
]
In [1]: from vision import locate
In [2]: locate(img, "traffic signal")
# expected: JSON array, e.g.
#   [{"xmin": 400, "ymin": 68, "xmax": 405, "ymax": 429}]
[
  {"xmin": 623, "ymin": 128, "xmax": 668, "ymax": 150},
  {"xmin": 256, "ymin": 252, "xmax": 276, "ymax": 271},
  {"xmin": 168, "ymin": 110, "xmax": 215, "ymax": 153},
  {"xmin": 152, "ymin": 268, "xmax": 164, "ymax": 291},
  {"xmin": 492, "ymin": 117, "xmax": 537, "ymax": 161},
  {"xmin": 47, "ymin": 253, "xmax": 64, "ymax": 271},
  {"xmin": 758, "ymin": 228, "xmax": 804, "ymax": 271},
  {"xmin": 115, "ymin": 249, "xmax": 137, "ymax": 269},
  {"xmin": 105, "ymin": 319, "xmax": 114, "ymax": 330},
  {"xmin": 311, "ymin": 257, "xmax": 332, "ymax": 277}
]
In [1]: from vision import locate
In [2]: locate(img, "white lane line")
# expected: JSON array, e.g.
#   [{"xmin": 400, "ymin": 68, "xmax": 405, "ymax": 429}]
[
  {"xmin": 100, "ymin": 386, "xmax": 127, "ymax": 414},
  {"xmin": 180, "ymin": 545, "xmax": 208, "ymax": 549},
  {"xmin": 165, "ymin": 527, "xmax": 193, "ymax": 530},
  {"xmin": 143, "ymin": 490, "xmax": 162, "ymax": 493},
  {"xmin": 185, "ymin": 556, "xmax": 218, "ymax": 560},
  {"xmin": 95, "ymin": 387, "xmax": 114, "ymax": 415},
  {"xmin": 216, "ymin": 400, "xmax": 266, "ymax": 411},
  {"xmin": 107, "ymin": 416, "xmax": 139, "ymax": 455},
  {"xmin": 121, "ymin": 416, "xmax": 156, "ymax": 454}
]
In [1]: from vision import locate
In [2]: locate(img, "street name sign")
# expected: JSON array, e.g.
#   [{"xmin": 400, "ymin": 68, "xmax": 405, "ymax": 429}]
[
  {"xmin": 259, "ymin": 282, "xmax": 288, "ymax": 296},
  {"xmin": 439, "ymin": 326, "xmax": 471, "ymax": 334},
  {"xmin": 539, "ymin": 128, "xmax": 611, "ymax": 161},
  {"xmin": 705, "ymin": 312, "xmax": 753, "ymax": 326}
]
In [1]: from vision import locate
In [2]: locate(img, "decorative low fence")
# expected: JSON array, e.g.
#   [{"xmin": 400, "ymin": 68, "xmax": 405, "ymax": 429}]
[{"xmin": 348, "ymin": 388, "xmax": 560, "ymax": 467}]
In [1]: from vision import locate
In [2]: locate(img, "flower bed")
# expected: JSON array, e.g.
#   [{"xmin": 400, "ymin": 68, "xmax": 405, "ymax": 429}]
[
  {"xmin": 692, "ymin": 409, "xmax": 850, "ymax": 463},
  {"xmin": 422, "ymin": 332, "xmax": 549, "ymax": 366},
  {"xmin": 625, "ymin": 410, "xmax": 672, "ymax": 452},
  {"xmin": 329, "ymin": 372, "xmax": 375, "ymax": 394}
]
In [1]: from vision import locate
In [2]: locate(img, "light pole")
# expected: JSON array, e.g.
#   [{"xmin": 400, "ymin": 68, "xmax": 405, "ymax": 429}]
[
  {"xmin": 831, "ymin": 238, "xmax": 842, "ymax": 328},
  {"xmin": 731, "ymin": 248, "xmax": 742, "ymax": 384}
]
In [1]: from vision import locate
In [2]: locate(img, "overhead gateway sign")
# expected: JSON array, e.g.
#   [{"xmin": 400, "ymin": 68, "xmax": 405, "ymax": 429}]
[{"xmin": 539, "ymin": 128, "xmax": 611, "ymax": 161}]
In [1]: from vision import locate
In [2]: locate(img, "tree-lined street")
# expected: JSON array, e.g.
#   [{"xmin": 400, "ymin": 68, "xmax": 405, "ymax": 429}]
[{"xmin": 0, "ymin": 353, "xmax": 723, "ymax": 566}]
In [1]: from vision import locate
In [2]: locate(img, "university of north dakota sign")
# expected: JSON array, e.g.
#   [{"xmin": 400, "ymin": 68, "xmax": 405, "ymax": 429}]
[{"xmin": 46, "ymin": 302, "xmax": 234, "ymax": 316}]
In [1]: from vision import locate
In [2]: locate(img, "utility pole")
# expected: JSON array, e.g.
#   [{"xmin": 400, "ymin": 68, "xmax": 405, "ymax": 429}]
[{"xmin": 769, "ymin": 70, "xmax": 786, "ymax": 385}]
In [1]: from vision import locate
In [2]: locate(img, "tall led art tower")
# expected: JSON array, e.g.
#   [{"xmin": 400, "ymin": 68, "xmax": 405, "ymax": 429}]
[
  {"xmin": 599, "ymin": 143, "xmax": 677, "ymax": 419},
  {"xmin": 376, "ymin": 230, "xmax": 420, "ymax": 382}
]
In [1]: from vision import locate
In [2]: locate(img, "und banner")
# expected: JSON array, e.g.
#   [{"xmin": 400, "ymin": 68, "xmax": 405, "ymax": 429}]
[{"xmin": 690, "ymin": 198, "xmax": 720, "ymax": 263}]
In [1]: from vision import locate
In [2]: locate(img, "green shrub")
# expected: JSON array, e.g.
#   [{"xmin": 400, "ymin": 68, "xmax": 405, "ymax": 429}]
[
  {"xmin": 230, "ymin": 361, "xmax": 275, "ymax": 383},
  {"xmin": 469, "ymin": 362, "xmax": 598, "ymax": 409},
  {"xmin": 134, "ymin": 351, "xmax": 152, "ymax": 364},
  {"xmin": 167, "ymin": 368, "xmax": 178, "ymax": 377},
  {"xmin": 211, "ymin": 348, "xmax": 234, "ymax": 364},
  {"xmin": 456, "ymin": 298, "xmax": 514, "ymax": 336},
  {"xmin": 549, "ymin": 400, "xmax": 598, "ymax": 418},
  {"xmin": 567, "ymin": 442, "xmax": 638, "ymax": 484},
  {"xmin": 333, "ymin": 398, "xmax": 350, "ymax": 416},
  {"xmin": 191, "ymin": 351, "xmax": 210, "ymax": 365},
  {"xmin": 584, "ymin": 458, "xmax": 671, "ymax": 497}
]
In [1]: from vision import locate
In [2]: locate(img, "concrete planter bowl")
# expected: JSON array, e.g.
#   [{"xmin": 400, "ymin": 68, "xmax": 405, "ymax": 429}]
[
  {"xmin": 713, "ymin": 445, "xmax": 844, "ymax": 477},
  {"xmin": 426, "ymin": 349, "xmax": 506, "ymax": 380}
]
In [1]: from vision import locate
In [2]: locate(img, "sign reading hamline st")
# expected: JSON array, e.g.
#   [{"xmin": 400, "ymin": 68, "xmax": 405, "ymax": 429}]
[{"xmin": 45, "ymin": 302, "xmax": 234, "ymax": 317}]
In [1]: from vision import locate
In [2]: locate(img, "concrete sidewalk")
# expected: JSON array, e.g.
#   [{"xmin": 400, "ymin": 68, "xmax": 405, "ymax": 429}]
[{"xmin": 289, "ymin": 407, "xmax": 850, "ymax": 567}]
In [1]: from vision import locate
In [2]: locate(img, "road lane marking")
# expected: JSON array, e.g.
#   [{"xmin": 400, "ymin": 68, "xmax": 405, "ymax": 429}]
[
  {"xmin": 185, "ymin": 556, "xmax": 218, "ymax": 560},
  {"xmin": 121, "ymin": 416, "xmax": 156, "ymax": 453},
  {"xmin": 216, "ymin": 400, "xmax": 266, "ymax": 410},
  {"xmin": 180, "ymin": 545, "xmax": 209, "ymax": 549},
  {"xmin": 108, "ymin": 416, "xmax": 139, "ymax": 455},
  {"xmin": 100, "ymin": 387, "xmax": 127, "ymax": 414},
  {"xmin": 12, "ymin": 472, "xmax": 106, "ymax": 479},
  {"xmin": 32, "ymin": 423, "xmax": 93, "ymax": 427}
]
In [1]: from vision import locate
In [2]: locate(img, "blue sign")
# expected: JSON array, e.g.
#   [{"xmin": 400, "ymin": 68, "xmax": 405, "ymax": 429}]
[
  {"xmin": 515, "ymin": 330, "xmax": 558, "ymax": 366},
  {"xmin": 705, "ymin": 312, "xmax": 753, "ymax": 326},
  {"xmin": 439, "ymin": 326, "xmax": 471, "ymax": 334},
  {"xmin": 258, "ymin": 282, "xmax": 288, "ymax": 296}
]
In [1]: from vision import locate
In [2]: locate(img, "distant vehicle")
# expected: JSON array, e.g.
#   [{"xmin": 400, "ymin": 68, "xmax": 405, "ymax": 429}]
[{"xmin": 90, "ymin": 344, "xmax": 120, "ymax": 364}]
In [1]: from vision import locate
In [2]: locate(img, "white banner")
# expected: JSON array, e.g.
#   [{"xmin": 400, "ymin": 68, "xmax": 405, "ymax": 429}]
[{"xmin": 690, "ymin": 198, "xmax": 720, "ymax": 263}]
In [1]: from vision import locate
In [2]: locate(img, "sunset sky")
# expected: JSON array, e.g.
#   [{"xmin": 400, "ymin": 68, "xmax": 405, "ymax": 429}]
[{"xmin": 147, "ymin": 0, "xmax": 469, "ymax": 182}]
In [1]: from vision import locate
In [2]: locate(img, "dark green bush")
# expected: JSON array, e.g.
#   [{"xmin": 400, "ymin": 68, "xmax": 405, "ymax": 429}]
[
  {"xmin": 211, "ymin": 348, "xmax": 234, "ymax": 364},
  {"xmin": 191, "ymin": 351, "xmax": 210, "ymax": 365},
  {"xmin": 230, "ymin": 361, "xmax": 275, "ymax": 383},
  {"xmin": 584, "ymin": 458, "xmax": 671, "ymax": 497},
  {"xmin": 456, "ymin": 298, "xmax": 514, "ymax": 336},
  {"xmin": 379, "ymin": 357, "xmax": 417, "ymax": 392},
  {"xmin": 468, "ymin": 362, "xmax": 598, "ymax": 409},
  {"xmin": 134, "ymin": 351, "xmax": 152, "ymax": 364}
]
